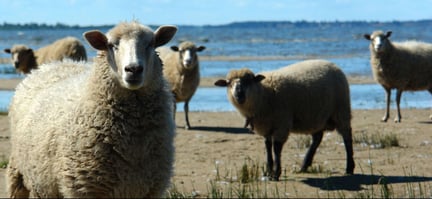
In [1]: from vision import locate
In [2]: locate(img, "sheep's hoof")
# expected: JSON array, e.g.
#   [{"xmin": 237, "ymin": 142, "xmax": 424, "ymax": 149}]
[
  {"xmin": 299, "ymin": 167, "xmax": 308, "ymax": 173},
  {"xmin": 394, "ymin": 118, "xmax": 401, "ymax": 123},
  {"xmin": 269, "ymin": 176, "xmax": 279, "ymax": 181},
  {"xmin": 381, "ymin": 117, "xmax": 388, "ymax": 122}
]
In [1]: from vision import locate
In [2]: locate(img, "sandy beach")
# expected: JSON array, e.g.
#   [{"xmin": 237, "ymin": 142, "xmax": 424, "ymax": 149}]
[{"xmin": 0, "ymin": 77, "xmax": 431, "ymax": 197}]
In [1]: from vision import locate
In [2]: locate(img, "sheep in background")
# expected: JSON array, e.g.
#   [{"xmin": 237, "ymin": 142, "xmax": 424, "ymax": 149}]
[
  {"xmin": 4, "ymin": 36, "xmax": 87, "ymax": 74},
  {"xmin": 215, "ymin": 59, "xmax": 354, "ymax": 181},
  {"xmin": 7, "ymin": 21, "xmax": 177, "ymax": 198},
  {"xmin": 364, "ymin": 30, "xmax": 432, "ymax": 122},
  {"xmin": 158, "ymin": 41, "xmax": 206, "ymax": 129}
]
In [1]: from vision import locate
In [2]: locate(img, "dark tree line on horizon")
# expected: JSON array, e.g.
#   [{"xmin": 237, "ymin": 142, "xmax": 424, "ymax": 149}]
[
  {"xmin": 1, "ymin": 19, "xmax": 432, "ymax": 30},
  {"xmin": 0, "ymin": 22, "xmax": 112, "ymax": 30}
]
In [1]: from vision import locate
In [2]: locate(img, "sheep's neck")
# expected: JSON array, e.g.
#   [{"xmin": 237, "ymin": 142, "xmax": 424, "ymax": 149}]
[
  {"xmin": 372, "ymin": 43, "xmax": 394, "ymax": 59},
  {"xmin": 370, "ymin": 43, "xmax": 392, "ymax": 74},
  {"xmin": 179, "ymin": 64, "xmax": 198, "ymax": 76},
  {"xmin": 242, "ymin": 86, "xmax": 270, "ymax": 118}
]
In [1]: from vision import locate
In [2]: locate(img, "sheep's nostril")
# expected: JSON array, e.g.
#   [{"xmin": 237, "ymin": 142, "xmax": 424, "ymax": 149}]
[{"xmin": 125, "ymin": 65, "xmax": 143, "ymax": 74}]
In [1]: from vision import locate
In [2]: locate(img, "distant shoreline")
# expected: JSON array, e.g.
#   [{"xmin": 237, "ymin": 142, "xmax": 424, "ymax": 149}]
[{"xmin": 2, "ymin": 19, "xmax": 432, "ymax": 29}]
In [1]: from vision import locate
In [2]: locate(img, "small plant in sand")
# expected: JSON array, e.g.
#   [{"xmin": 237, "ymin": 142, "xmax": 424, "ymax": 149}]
[
  {"xmin": 166, "ymin": 157, "xmax": 431, "ymax": 198},
  {"xmin": 238, "ymin": 158, "xmax": 261, "ymax": 183},
  {"xmin": 0, "ymin": 154, "xmax": 8, "ymax": 168},
  {"xmin": 354, "ymin": 131, "xmax": 400, "ymax": 149}
]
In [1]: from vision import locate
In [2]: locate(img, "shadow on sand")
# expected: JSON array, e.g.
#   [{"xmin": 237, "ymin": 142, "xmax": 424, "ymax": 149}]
[
  {"xmin": 301, "ymin": 174, "xmax": 432, "ymax": 191},
  {"xmin": 418, "ymin": 120, "xmax": 432, "ymax": 124},
  {"xmin": 184, "ymin": 126, "xmax": 253, "ymax": 134}
]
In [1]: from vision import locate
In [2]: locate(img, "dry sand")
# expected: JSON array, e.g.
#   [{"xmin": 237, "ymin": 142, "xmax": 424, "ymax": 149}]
[{"xmin": 0, "ymin": 76, "xmax": 431, "ymax": 197}]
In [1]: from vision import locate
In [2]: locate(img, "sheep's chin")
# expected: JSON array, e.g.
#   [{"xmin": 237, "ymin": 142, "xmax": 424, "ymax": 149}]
[
  {"xmin": 121, "ymin": 79, "xmax": 144, "ymax": 90},
  {"xmin": 374, "ymin": 47, "xmax": 383, "ymax": 53},
  {"xmin": 183, "ymin": 64, "xmax": 195, "ymax": 70}
]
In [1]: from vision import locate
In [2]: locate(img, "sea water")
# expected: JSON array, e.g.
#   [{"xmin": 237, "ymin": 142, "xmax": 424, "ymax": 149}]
[
  {"xmin": 1, "ymin": 85, "xmax": 430, "ymax": 112},
  {"xmin": 1, "ymin": 21, "xmax": 432, "ymax": 111}
]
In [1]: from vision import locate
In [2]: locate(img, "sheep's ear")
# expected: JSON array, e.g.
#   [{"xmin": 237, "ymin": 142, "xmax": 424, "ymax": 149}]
[
  {"xmin": 214, "ymin": 79, "xmax": 228, "ymax": 87},
  {"xmin": 385, "ymin": 31, "xmax": 392, "ymax": 38},
  {"xmin": 197, "ymin": 46, "xmax": 206, "ymax": 52},
  {"xmin": 364, "ymin": 34, "xmax": 371, "ymax": 40},
  {"xmin": 83, "ymin": 30, "xmax": 108, "ymax": 51},
  {"xmin": 171, "ymin": 46, "xmax": 179, "ymax": 51},
  {"xmin": 4, "ymin": 48, "xmax": 11, "ymax": 54},
  {"xmin": 254, "ymin": 74, "xmax": 265, "ymax": 82},
  {"xmin": 154, "ymin": 25, "xmax": 177, "ymax": 47}
]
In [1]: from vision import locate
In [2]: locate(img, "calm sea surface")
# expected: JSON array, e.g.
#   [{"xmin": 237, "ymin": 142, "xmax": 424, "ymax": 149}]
[{"xmin": 1, "ymin": 21, "xmax": 431, "ymax": 111}]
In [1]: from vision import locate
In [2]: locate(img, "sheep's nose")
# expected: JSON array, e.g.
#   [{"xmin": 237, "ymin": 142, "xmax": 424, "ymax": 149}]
[
  {"xmin": 183, "ymin": 59, "xmax": 193, "ymax": 67},
  {"xmin": 14, "ymin": 61, "xmax": 20, "ymax": 68},
  {"xmin": 124, "ymin": 64, "xmax": 143, "ymax": 74},
  {"xmin": 234, "ymin": 85, "xmax": 246, "ymax": 104}
]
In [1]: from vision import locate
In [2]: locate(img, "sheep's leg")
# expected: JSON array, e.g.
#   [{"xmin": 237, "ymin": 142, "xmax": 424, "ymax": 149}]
[
  {"xmin": 172, "ymin": 98, "xmax": 177, "ymax": 121},
  {"xmin": 340, "ymin": 127, "xmax": 355, "ymax": 175},
  {"xmin": 264, "ymin": 136, "xmax": 274, "ymax": 178},
  {"xmin": 243, "ymin": 118, "xmax": 250, "ymax": 128},
  {"xmin": 272, "ymin": 140, "xmax": 284, "ymax": 181},
  {"xmin": 429, "ymin": 88, "xmax": 432, "ymax": 120},
  {"xmin": 184, "ymin": 100, "xmax": 191, "ymax": 129},
  {"xmin": 7, "ymin": 163, "xmax": 29, "ymax": 198},
  {"xmin": 381, "ymin": 87, "xmax": 391, "ymax": 122},
  {"xmin": 300, "ymin": 131, "xmax": 323, "ymax": 173},
  {"xmin": 394, "ymin": 89, "xmax": 403, "ymax": 123}
]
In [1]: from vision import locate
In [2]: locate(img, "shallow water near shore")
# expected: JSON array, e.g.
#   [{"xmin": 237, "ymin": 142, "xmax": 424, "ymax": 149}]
[
  {"xmin": 179, "ymin": 84, "xmax": 431, "ymax": 112},
  {"xmin": 1, "ymin": 84, "xmax": 430, "ymax": 112}
]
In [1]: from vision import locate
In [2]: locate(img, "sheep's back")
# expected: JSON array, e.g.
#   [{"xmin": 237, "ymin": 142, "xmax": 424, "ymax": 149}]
[
  {"xmin": 36, "ymin": 37, "xmax": 87, "ymax": 64},
  {"xmin": 257, "ymin": 59, "xmax": 351, "ymax": 133},
  {"xmin": 10, "ymin": 60, "xmax": 88, "ymax": 121}
]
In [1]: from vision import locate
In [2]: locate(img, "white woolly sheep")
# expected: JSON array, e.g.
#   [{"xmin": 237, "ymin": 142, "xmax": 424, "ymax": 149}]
[
  {"xmin": 157, "ymin": 41, "xmax": 205, "ymax": 129},
  {"xmin": 4, "ymin": 36, "xmax": 87, "ymax": 74},
  {"xmin": 215, "ymin": 59, "xmax": 354, "ymax": 181},
  {"xmin": 7, "ymin": 21, "xmax": 177, "ymax": 198},
  {"xmin": 364, "ymin": 30, "xmax": 432, "ymax": 122}
]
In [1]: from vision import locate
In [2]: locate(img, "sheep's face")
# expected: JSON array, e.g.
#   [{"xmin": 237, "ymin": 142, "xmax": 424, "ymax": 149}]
[
  {"xmin": 364, "ymin": 31, "xmax": 392, "ymax": 53},
  {"xmin": 171, "ymin": 42, "xmax": 206, "ymax": 69},
  {"xmin": 84, "ymin": 22, "xmax": 177, "ymax": 90},
  {"xmin": 215, "ymin": 70, "xmax": 265, "ymax": 105},
  {"xmin": 4, "ymin": 45, "xmax": 35, "ymax": 73}
]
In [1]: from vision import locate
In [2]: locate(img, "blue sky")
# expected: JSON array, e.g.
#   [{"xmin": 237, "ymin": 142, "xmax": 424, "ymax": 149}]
[{"xmin": 1, "ymin": 0, "xmax": 432, "ymax": 26}]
